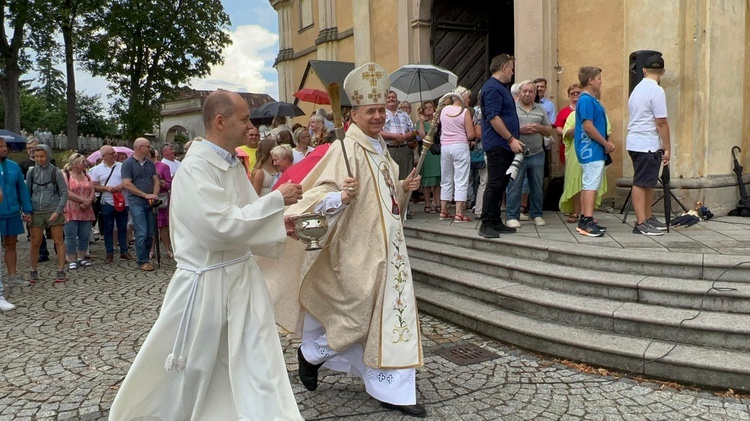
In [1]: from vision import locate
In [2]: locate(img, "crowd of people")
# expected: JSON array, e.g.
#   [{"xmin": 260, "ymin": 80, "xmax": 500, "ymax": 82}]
[{"xmin": 0, "ymin": 135, "xmax": 182, "ymax": 311}]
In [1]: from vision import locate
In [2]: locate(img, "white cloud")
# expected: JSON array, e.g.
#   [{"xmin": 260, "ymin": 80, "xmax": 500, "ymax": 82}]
[{"xmin": 190, "ymin": 25, "xmax": 279, "ymax": 94}]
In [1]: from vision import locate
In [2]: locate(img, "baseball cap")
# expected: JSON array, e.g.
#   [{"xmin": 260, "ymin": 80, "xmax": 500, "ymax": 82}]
[{"xmin": 644, "ymin": 54, "xmax": 664, "ymax": 69}]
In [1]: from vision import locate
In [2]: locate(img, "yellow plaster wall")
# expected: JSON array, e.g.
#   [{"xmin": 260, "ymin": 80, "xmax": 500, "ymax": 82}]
[
  {"xmin": 338, "ymin": 35, "xmax": 355, "ymax": 63},
  {"xmin": 370, "ymin": 0, "xmax": 400, "ymax": 72},
  {"xmin": 557, "ymin": 0, "xmax": 625, "ymax": 196},
  {"xmin": 336, "ymin": 0, "xmax": 353, "ymax": 32},
  {"xmin": 289, "ymin": 0, "xmax": 319, "ymax": 51},
  {"xmin": 745, "ymin": 0, "xmax": 750, "ymax": 165}
]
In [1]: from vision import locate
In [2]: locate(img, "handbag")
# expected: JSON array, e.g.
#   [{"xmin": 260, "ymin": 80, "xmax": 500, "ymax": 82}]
[
  {"xmin": 112, "ymin": 191, "xmax": 126, "ymax": 212},
  {"xmin": 470, "ymin": 141, "xmax": 486, "ymax": 169},
  {"xmin": 157, "ymin": 192, "xmax": 169, "ymax": 209},
  {"xmin": 94, "ymin": 166, "xmax": 116, "ymax": 229},
  {"xmin": 428, "ymin": 125, "xmax": 441, "ymax": 155}
]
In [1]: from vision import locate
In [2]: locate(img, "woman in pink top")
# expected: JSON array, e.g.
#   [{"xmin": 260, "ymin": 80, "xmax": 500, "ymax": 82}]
[
  {"xmin": 438, "ymin": 87, "xmax": 475, "ymax": 222},
  {"xmin": 63, "ymin": 153, "xmax": 96, "ymax": 269}
]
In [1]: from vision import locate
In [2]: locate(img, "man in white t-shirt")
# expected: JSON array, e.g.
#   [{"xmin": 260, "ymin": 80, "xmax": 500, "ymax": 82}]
[
  {"xmin": 160, "ymin": 144, "xmax": 180, "ymax": 177},
  {"xmin": 626, "ymin": 54, "xmax": 671, "ymax": 236},
  {"xmin": 91, "ymin": 145, "xmax": 133, "ymax": 262}
]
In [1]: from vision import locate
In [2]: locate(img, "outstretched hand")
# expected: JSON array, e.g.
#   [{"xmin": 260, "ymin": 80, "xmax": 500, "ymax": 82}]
[
  {"xmin": 277, "ymin": 181, "xmax": 303, "ymax": 205},
  {"xmin": 402, "ymin": 168, "xmax": 421, "ymax": 192}
]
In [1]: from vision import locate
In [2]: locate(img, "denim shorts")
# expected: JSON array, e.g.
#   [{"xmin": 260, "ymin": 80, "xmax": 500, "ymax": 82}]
[{"xmin": 580, "ymin": 160, "xmax": 605, "ymax": 191}]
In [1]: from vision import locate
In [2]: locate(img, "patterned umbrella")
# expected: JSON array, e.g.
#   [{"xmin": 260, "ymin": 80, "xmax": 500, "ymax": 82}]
[{"xmin": 389, "ymin": 64, "xmax": 459, "ymax": 103}]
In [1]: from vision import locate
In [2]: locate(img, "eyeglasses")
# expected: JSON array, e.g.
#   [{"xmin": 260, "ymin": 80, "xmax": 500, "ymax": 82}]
[
  {"xmin": 570, "ymin": 92, "xmax": 582, "ymax": 96},
  {"xmin": 103, "ymin": 152, "xmax": 116, "ymax": 156}
]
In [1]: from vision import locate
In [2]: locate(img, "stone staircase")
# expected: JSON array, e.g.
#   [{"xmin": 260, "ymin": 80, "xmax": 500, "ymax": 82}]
[{"xmin": 405, "ymin": 223, "xmax": 750, "ymax": 391}]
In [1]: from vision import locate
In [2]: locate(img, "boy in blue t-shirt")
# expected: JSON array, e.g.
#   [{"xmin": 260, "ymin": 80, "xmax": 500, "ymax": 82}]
[{"xmin": 573, "ymin": 66, "xmax": 615, "ymax": 237}]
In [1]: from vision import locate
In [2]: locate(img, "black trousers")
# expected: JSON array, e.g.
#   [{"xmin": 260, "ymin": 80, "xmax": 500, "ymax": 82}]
[{"xmin": 480, "ymin": 147, "xmax": 516, "ymax": 225}]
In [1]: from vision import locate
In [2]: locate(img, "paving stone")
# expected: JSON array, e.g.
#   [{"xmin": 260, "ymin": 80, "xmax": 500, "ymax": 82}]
[{"xmin": 1, "ymin": 239, "xmax": 749, "ymax": 419}]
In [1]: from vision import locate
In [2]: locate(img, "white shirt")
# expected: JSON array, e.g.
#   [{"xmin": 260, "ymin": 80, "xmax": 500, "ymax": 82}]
[
  {"xmin": 627, "ymin": 78, "xmax": 668, "ymax": 152},
  {"xmin": 161, "ymin": 158, "xmax": 180, "ymax": 176},
  {"xmin": 292, "ymin": 146, "xmax": 315, "ymax": 164},
  {"xmin": 90, "ymin": 162, "xmax": 126, "ymax": 206}
]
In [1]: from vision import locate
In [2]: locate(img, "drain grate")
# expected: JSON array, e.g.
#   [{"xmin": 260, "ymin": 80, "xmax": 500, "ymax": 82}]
[{"xmin": 438, "ymin": 343, "xmax": 500, "ymax": 366}]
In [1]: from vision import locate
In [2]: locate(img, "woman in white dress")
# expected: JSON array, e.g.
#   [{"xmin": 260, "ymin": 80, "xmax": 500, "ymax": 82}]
[{"xmin": 250, "ymin": 137, "xmax": 278, "ymax": 196}]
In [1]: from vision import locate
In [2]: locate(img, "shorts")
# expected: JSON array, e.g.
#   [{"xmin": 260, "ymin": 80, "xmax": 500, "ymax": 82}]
[
  {"xmin": 629, "ymin": 150, "xmax": 662, "ymax": 188},
  {"xmin": 0, "ymin": 214, "xmax": 25, "ymax": 237},
  {"xmin": 580, "ymin": 160, "xmax": 605, "ymax": 191},
  {"xmin": 31, "ymin": 210, "xmax": 66, "ymax": 229}
]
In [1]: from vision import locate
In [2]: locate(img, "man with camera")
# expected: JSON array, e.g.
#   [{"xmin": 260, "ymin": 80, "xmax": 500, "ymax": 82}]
[
  {"xmin": 478, "ymin": 54, "xmax": 524, "ymax": 238},
  {"xmin": 121, "ymin": 137, "xmax": 160, "ymax": 271},
  {"xmin": 505, "ymin": 80, "xmax": 553, "ymax": 228}
]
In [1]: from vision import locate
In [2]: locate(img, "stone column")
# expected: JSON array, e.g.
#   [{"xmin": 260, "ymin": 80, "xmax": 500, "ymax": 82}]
[
  {"xmin": 619, "ymin": 0, "xmax": 748, "ymax": 213},
  {"xmin": 352, "ymin": 0, "xmax": 373, "ymax": 66},
  {"xmin": 411, "ymin": 0, "xmax": 433, "ymax": 64},
  {"xmin": 272, "ymin": 0, "xmax": 294, "ymax": 102},
  {"xmin": 316, "ymin": 0, "xmax": 338, "ymax": 60}
]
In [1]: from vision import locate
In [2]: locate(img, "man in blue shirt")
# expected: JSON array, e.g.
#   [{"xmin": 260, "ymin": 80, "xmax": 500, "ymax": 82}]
[
  {"xmin": 478, "ymin": 54, "xmax": 525, "ymax": 238},
  {"xmin": 574, "ymin": 66, "xmax": 615, "ymax": 237},
  {"xmin": 121, "ymin": 137, "xmax": 160, "ymax": 271}
]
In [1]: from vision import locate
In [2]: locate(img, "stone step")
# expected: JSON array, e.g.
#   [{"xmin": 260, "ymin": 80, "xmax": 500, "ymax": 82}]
[
  {"xmin": 403, "ymin": 224, "xmax": 750, "ymax": 282},
  {"xmin": 415, "ymin": 281, "xmax": 750, "ymax": 391},
  {"xmin": 411, "ymin": 258, "xmax": 750, "ymax": 351},
  {"xmin": 407, "ymin": 237, "xmax": 750, "ymax": 313}
]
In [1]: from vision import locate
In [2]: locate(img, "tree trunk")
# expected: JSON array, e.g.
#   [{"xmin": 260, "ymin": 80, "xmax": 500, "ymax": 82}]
[
  {"xmin": 1, "ymin": 62, "xmax": 22, "ymax": 133},
  {"xmin": 62, "ymin": 21, "xmax": 78, "ymax": 151}
]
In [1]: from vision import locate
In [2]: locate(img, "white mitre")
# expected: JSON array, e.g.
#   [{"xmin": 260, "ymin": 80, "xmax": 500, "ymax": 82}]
[{"xmin": 343, "ymin": 62, "xmax": 390, "ymax": 107}]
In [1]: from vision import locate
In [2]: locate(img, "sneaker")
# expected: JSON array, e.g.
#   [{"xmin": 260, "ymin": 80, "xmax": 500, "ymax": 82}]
[
  {"xmin": 6, "ymin": 275, "xmax": 30, "ymax": 287},
  {"xmin": 533, "ymin": 217, "xmax": 546, "ymax": 226},
  {"xmin": 0, "ymin": 297, "xmax": 15, "ymax": 311},
  {"xmin": 492, "ymin": 222, "xmax": 517, "ymax": 233},
  {"xmin": 577, "ymin": 220, "xmax": 604, "ymax": 237},
  {"xmin": 647, "ymin": 216, "xmax": 668, "ymax": 231},
  {"xmin": 519, "ymin": 213, "xmax": 531, "ymax": 221},
  {"xmin": 478, "ymin": 225, "xmax": 500, "ymax": 238},
  {"xmin": 506, "ymin": 219, "xmax": 521, "ymax": 228},
  {"xmin": 596, "ymin": 224, "xmax": 607, "ymax": 232},
  {"xmin": 55, "ymin": 270, "xmax": 66, "ymax": 283},
  {"xmin": 634, "ymin": 222, "xmax": 663, "ymax": 236},
  {"xmin": 29, "ymin": 270, "xmax": 39, "ymax": 284}
]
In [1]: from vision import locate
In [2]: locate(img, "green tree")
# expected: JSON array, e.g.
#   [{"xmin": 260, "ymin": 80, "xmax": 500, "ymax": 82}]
[
  {"xmin": 77, "ymin": 92, "xmax": 116, "ymax": 137},
  {"xmin": 0, "ymin": 0, "xmax": 51, "ymax": 132},
  {"xmin": 83, "ymin": 0, "xmax": 231, "ymax": 140}
]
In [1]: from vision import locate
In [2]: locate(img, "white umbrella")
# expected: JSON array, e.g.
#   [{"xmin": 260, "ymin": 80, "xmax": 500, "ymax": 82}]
[{"xmin": 389, "ymin": 64, "xmax": 459, "ymax": 103}]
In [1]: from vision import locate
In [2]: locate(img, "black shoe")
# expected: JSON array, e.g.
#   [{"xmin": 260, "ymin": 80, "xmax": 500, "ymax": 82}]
[
  {"xmin": 492, "ymin": 222, "xmax": 517, "ymax": 233},
  {"xmin": 380, "ymin": 402, "xmax": 426, "ymax": 418},
  {"xmin": 38, "ymin": 256, "xmax": 50, "ymax": 263},
  {"xmin": 478, "ymin": 225, "xmax": 499, "ymax": 238},
  {"xmin": 297, "ymin": 347, "xmax": 323, "ymax": 391}
]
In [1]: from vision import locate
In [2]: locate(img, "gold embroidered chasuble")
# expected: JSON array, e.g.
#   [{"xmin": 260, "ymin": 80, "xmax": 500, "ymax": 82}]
[{"xmin": 263, "ymin": 124, "xmax": 423, "ymax": 369}]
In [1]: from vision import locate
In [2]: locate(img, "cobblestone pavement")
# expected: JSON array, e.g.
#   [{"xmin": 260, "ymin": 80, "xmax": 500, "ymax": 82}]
[{"xmin": 1, "ymin": 240, "xmax": 749, "ymax": 420}]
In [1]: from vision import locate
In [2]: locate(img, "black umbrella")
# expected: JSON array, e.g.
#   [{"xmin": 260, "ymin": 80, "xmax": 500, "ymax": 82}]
[
  {"xmin": 251, "ymin": 101, "xmax": 305, "ymax": 118},
  {"xmin": 660, "ymin": 163, "xmax": 672, "ymax": 233}
]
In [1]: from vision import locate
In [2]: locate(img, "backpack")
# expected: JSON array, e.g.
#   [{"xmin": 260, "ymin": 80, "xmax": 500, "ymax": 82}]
[{"xmin": 30, "ymin": 166, "xmax": 61, "ymax": 197}]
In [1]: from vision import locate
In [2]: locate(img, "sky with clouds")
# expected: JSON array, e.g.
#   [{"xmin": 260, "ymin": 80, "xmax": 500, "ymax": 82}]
[{"xmin": 61, "ymin": 0, "xmax": 281, "ymax": 105}]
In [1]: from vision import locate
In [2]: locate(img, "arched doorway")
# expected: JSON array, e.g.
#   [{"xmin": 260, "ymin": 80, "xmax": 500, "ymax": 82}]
[
  {"xmin": 165, "ymin": 125, "xmax": 189, "ymax": 143},
  {"xmin": 431, "ymin": 0, "xmax": 514, "ymax": 103}
]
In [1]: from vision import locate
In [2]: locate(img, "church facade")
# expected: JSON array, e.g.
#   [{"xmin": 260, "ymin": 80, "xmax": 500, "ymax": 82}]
[{"xmin": 270, "ymin": 0, "xmax": 750, "ymax": 213}]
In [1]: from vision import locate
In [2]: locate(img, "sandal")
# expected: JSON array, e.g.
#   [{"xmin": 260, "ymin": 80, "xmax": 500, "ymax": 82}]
[
  {"xmin": 166, "ymin": 251, "xmax": 174, "ymax": 259},
  {"xmin": 77, "ymin": 259, "xmax": 93, "ymax": 268},
  {"xmin": 454, "ymin": 214, "xmax": 472, "ymax": 223},
  {"xmin": 424, "ymin": 205, "xmax": 434, "ymax": 214},
  {"xmin": 439, "ymin": 212, "xmax": 454, "ymax": 221},
  {"xmin": 68, "ymin": 261, "xmax": 78, "ymax": 270},
  {"xmin": 567, "ymin": 214, "xmax": 579, "ymax": 223}
]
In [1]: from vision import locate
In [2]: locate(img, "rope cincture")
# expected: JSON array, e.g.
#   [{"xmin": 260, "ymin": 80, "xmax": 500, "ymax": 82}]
[{"xmin": 165, "ymin": 251, "xmax": 254, "ymax": 372}]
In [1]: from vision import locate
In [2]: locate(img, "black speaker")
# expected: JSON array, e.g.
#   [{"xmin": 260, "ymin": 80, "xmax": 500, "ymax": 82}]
[{"xmin": 629, "ymin": 50, "xmax": 661, "ymax": 94}]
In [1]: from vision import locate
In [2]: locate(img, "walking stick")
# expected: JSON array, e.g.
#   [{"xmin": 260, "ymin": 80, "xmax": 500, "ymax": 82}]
[
  {"xmin": 151, "ymin": 202, "xmax": 161, "ymax": 268},
  {"xmin": 325, "ymin": 83, "xmax": 353, "ymax": 178}
]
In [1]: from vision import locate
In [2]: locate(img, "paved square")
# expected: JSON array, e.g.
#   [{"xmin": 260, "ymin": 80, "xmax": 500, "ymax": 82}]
[{"xmin": 0, "ymin": 239, "xmax": 748, "ymax": 420}]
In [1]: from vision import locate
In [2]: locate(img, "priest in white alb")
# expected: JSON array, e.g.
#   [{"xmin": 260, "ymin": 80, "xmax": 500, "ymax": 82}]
[
  {"xmin": 263, "ymin": 62, "xmax": 426, "ymax": 418},
  {"xmin": 109, "ymin": 90, "xmax": 304, "ymax": 421}
]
